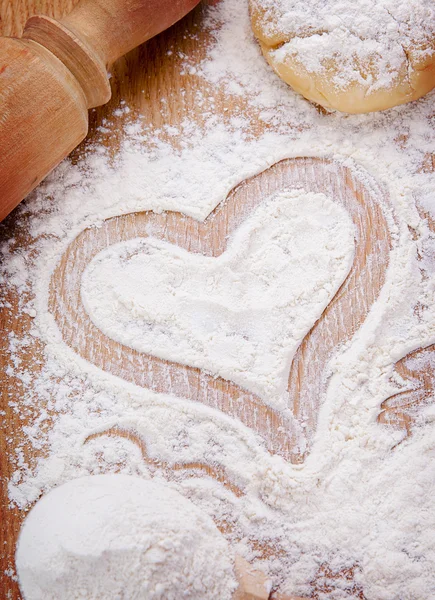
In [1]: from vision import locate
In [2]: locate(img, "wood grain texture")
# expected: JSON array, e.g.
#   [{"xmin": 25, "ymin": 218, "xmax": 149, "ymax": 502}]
[{"xmin": 0, "ymin": 1, "xmax": 432, "ymax": 599}]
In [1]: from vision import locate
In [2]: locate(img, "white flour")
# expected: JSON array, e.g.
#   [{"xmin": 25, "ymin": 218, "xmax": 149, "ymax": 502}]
[
  {"xmin": 2, "ymin": 0, "xmax": 435, "ymax": 598},
  {"xmin": 250, "ymin": 0, "xmax": 435, "ymax": 90},
  {"xmin": 15, "ymin": 475, "xmax": 236, "ymax": 600}
]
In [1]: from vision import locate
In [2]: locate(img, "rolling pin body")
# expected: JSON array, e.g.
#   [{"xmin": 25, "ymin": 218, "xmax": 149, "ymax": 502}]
[
  {"xmin": 0, "ymin": 36, "xmax": 88, "ymax": 221},
  {"xmin": 0, "ymin": 0, "xmax": 200, "ymax": 222}
]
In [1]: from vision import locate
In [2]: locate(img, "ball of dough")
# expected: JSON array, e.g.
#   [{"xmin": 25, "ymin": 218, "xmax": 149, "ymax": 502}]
[
  {"xmin": 249, "ymin": 0, "xmax": 435, "ymax": 113},
  {"xmin": 15, "ymin": 475, "xmax": 236, "ymax": 600}
]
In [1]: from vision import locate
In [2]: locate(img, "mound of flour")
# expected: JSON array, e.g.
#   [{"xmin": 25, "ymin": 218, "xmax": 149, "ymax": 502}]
[{"xmin": 15, "ymin": 475, "xmax": 236, "ymax": 600}]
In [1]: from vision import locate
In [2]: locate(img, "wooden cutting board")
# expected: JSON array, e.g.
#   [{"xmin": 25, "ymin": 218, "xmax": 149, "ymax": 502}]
[{"xmin": 1, "ymin": 1, "xmax": 433, "ymax": 598}]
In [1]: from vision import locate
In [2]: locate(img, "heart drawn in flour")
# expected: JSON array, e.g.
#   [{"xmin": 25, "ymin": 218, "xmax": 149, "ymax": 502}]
[
  {"xmin": 50, "ymin": 158, "xmax": 391, "ymax": 463},
  {"xmin": 80, "ymin": 189, "xmax": 354, "ymax": 406}
]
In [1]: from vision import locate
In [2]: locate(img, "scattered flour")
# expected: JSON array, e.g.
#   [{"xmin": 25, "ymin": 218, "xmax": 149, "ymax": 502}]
[
  {"xmin": 1, "ymin": 0, "xmax": 435, "ymax": 598},
  {"xmin": 15, "ymin": 474, "xmax": 236, "ymax": 600}
]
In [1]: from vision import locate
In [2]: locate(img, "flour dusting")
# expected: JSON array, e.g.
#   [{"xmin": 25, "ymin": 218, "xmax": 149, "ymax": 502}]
[{"xmin": 2, "ymin": 0, "xmax": 435, "ymax": 598}]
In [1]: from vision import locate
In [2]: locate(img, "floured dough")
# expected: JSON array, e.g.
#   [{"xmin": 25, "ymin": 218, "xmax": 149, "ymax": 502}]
[{"xmin": 249, "ymin": 0, "xmax": 435, "ymax": 113}]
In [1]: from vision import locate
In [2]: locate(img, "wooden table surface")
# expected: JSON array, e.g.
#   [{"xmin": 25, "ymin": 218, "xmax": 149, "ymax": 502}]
[{"xmin": 1, "ymin": 1, "xmax": 434, "ymax": 599}]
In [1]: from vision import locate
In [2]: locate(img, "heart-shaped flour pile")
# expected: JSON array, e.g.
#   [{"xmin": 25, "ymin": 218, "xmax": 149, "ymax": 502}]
[{"xmin": 81, "ymin": 189, "xmax": 354, "ymax": 407}]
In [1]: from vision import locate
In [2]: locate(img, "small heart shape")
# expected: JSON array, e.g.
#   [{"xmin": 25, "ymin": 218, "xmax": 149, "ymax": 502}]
[
  {"xmin": 80, "ymin": 189, "xmax": 354, "ymax": 404},
  {"xmin": 50, "ymin": 158, "xmax": 390, "ymax": 463}
]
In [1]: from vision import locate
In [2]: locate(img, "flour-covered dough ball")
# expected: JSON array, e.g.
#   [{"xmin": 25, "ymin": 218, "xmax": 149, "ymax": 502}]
[
  {"xmin": 16, "ymin": 475, "xmax": 236, "ymax": 600},
  {"xmin": 250, "ymin": 0, "xmax": 435, "ymax": 113}
]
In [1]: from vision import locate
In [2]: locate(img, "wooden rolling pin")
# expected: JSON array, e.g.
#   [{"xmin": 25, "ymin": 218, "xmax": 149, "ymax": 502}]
[{"xmin": 0, "ymin": 0, "xmax": 200, "ymax": 222}]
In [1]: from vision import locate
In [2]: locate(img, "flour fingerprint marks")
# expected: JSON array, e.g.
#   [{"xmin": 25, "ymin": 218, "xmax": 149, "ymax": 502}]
[
  {"xmin": 86, "ymin": 426, "xmax": 245, "ymax": 498},
  {"xmin": 50, "ymin": 157, "xmax": 391, "ymax": 463},
  {"xmin": 380, "ymin": 344, "xmax": 435, "ymax": 440},
  {"xmin": 378, "ymin": 201, "xmax": 435, "ymax": 442}
]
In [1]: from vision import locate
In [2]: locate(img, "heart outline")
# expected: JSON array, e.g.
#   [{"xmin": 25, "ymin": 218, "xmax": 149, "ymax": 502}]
[{"xmin": 50, "ymin": 157, "xmax": 391, "ymax": 463}]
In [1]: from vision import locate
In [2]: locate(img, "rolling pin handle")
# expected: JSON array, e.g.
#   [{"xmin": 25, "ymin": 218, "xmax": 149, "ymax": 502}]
[
  {"xmin": 23, "ymin": 15, "xmax": 111, "ymax": 109},
  {"xmin": 23, "ymin": 0, "xmax": 202, "ymax": 108}
]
